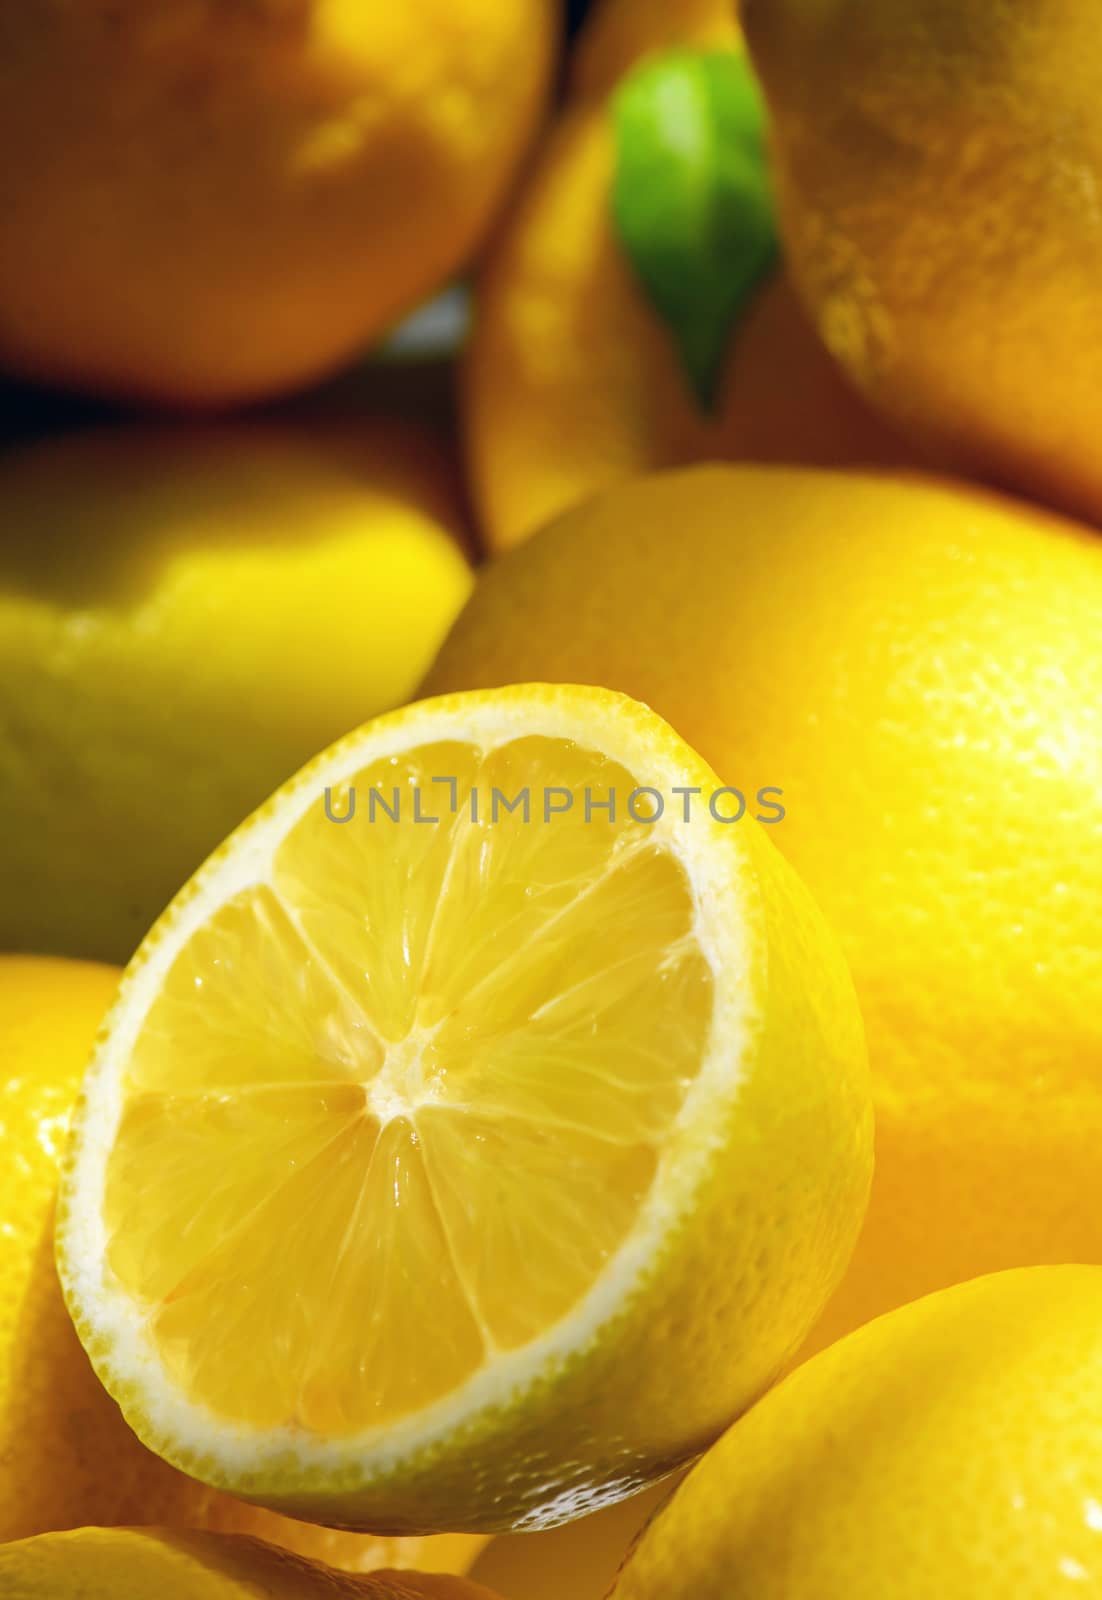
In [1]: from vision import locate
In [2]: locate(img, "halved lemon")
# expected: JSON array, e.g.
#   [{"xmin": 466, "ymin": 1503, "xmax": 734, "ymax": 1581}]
[{"xmin": 57, "ymin": 685, "xmax": 870, "ymax": 1533}]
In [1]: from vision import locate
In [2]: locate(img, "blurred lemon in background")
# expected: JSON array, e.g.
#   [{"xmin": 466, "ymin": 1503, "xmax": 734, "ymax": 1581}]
[
  {"xmin": 0, "ymin": 955, "xmax": 485, "ymax": 1576},
  {"xmin": 613, "ymin": 1267, "xmax": 1102, "ymax": 1599},
  {"xmin": 466, "ymin": 15, "xmax": 903, "ymax": 552},
  {"xmin": 0, "ymin": 0, "xmax": 555, "ymax": 406},
  {"xmin": 744, "ymin": 0, "xmax": 1102, "ymax": 528},
  {"xmin": 0, "ymin": 1528, "xmax": 502, "ymax": 1600},
  {"xmin": 0, "ymin": 422, "xmax": 472, "ymax": 962},
  {"xmin": 426, "ymin": 464, "xmax": 1102, "ymax": 1348}
]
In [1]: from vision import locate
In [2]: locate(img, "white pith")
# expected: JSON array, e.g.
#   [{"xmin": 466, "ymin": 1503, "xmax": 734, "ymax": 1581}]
[{"xmin": 59, "ymin": 686, "xmax": 758, "ymax": 1495}]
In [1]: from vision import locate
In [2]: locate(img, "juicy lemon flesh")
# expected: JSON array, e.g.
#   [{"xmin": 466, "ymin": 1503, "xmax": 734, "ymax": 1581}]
[{"xmin": 102, "ymin": 736, "xmax": 715, "ymax": 1437}]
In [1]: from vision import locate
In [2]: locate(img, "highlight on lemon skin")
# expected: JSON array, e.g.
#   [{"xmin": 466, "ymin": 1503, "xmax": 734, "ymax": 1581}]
[
  {"xmin": 0, "ymin": 1527, "xmax": 505, "ymax": 1600},
  {"xmin": 57, "ymin": 683, "xmax": 871, "ymax": 1535},
  {"xmin": 469, "ymin": 1473, "xmax": 680, "ymax": 1600}
]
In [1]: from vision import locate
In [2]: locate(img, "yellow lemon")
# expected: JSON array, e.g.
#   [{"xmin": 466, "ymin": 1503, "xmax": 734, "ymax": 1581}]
[
  {"xmin": 425, "ymin": 465, "xmax": 1102, "ymax": 1349},
  {"xmin": 57, "ymin": 684, "xmax": 870, "ymax": 1534},
  {"xmin": 613, "ymin": 1267, "xmax": 1102, "ymax": 1598},
  {"xmin": 0, "ymin": 1528, "xmax": 503, "ymax": 1600},
  {"xmin": 0, "ymin": 1, "xmax": 554, "ymax": 407},
  {"xmin": 0, "ymin": 956, "xmax": 483, "ymax": 1574},
  {"xmin": 744, "ymin": 0, "xmax": 1102, "ymax": 527},
  {"xmin": 0, "ymin": 422, "xmax": 472, "ymax": 963},
  {"xmin": 466, "ymin": 28, "xmax": 903, "ymax": 553}
]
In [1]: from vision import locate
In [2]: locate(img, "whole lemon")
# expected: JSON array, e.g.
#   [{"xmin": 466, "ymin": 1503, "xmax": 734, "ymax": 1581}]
[
  {"xmin": 0, "ymin": 955, "xmax": 484, "ymax": 1577},
  {"xmin": 425, "ymin": 465, "xmax": 1102, "ymax": 1347},
  {"xmin": 613, "ymin": 1267, "xmax": 1102, "ymax": 1598},
  {"xmin": 0, "ymin": 1528, "xmax": 501, "ymax": 1599},
  {"xmin": 743, "ymin": 0, "xmax": 1102, "ymax": 527},
  {"xmin": 0, "ymin": 1, "xmax": 554, "ymax": 406},
  {"xmin": 466, "ymin": 36, "xmax": 903, "ymax": 552},
  {"xmin": 0, "ymin": 422, "xmax": 472, "ymax": 962}
]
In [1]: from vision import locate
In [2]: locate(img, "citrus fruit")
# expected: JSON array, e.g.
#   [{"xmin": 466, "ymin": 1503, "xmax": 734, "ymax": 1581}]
[
  {"xmin": 57, "ymin": 683, "xmax": 871, "ymax": 1534},
  {"xmin": 744, "ymin": 0, "xmax": 1102, "ymax": 527},
  {"xmin": 571, "ymin": 0, "xmax": 737, "ymax": 100},
  {"xmin": 0, "ymin": 1528, "xmax": 503, "ymax": 1600},
  {"xmin": 425, "ymin": 465, "xmax": 1102, "ymax": 1349},
  {"xmin": 612, "ymin": 1266, "xmax": 1102, "ymax": 1598},
  {"xmin": 0, "ymin": 1, "xmax": 555, "ymax": 406},
  {"xmin": 0, "ymin": 422, "xmax": 472, "ymax": 963},
  {"xmin": 0, "ymin": 955, "xmax": 483, "ymax": 1575},
  {"xmin": 465, "ymin": 37, "xmax": 903, "ymax": 552}
]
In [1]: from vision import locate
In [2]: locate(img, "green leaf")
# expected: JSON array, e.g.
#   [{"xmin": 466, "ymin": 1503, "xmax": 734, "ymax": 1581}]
[{"xmin": 611, "ymin": 50, "xmax": 778, "ymax": 412}]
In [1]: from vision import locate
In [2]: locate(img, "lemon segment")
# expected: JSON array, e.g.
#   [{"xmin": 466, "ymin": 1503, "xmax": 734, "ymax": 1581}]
[{"xmin": 59, "ymin": 684, "xmax": 871, "ymax": 1532}]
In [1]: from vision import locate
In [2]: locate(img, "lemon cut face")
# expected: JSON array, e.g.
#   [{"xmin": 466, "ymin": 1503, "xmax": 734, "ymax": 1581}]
[
  {"xmin": 59, "ymin": 685, "xmax": 870, "ymax": 1533},
  {"xmin": 101, "ymin": 738, "xmax": 711, "ymax": 1434}
]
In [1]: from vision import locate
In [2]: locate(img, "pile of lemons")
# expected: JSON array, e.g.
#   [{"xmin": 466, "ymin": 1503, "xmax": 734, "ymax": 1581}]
[{"xmin": 0, "ymin": 1, "xmax": 1100, "ymax": 1597}]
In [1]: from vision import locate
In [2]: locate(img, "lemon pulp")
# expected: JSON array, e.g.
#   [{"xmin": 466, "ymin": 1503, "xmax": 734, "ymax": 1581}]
[{"xmin": 102, "ymin": 737, "xmax": 715, "ymax": 1436}]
